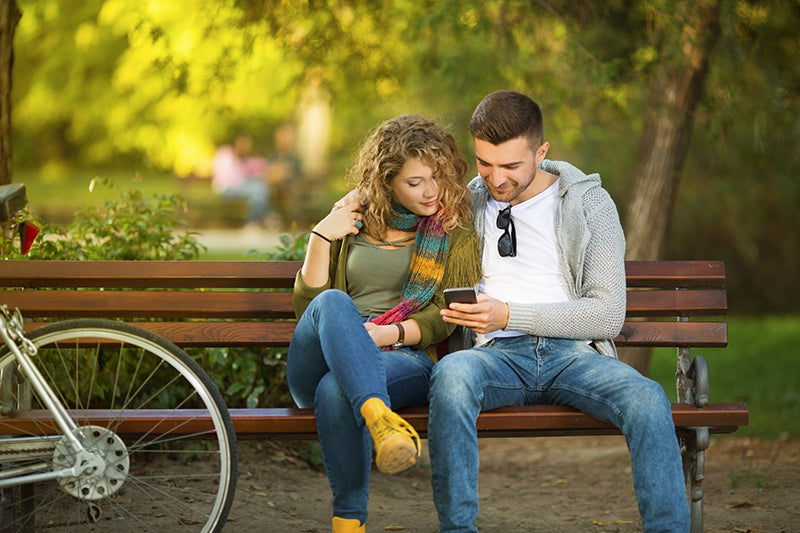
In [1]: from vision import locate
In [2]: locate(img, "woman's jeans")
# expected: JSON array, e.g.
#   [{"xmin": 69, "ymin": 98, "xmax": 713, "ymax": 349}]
[
  {"xmin": 287, "ymin": 289, "xmax": 433, "ymax": 523},
  {"xmin": 428, "ymin": 335, "xmax": 690, "ymax": 533}
]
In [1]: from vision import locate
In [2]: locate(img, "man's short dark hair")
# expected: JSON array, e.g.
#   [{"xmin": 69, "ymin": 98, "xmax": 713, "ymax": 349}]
[{"xmin": 469, "ymin": 90, "xmax": 544, "ymax": 148}]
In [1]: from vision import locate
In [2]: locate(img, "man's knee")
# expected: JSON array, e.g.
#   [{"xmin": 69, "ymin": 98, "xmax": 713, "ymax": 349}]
[
  {"xmin": 430, "ymin": 353, "xmax": 482, "ymax": 408},
  {"xmin": 624, "ymin": 377, "xmax": 673, "ymax": 422}
]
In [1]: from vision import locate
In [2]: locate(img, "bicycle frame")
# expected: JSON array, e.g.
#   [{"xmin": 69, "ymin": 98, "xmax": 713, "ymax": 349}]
[{"xmin": 0, "ymin": 308, "xmax": 102, "ymax": 488}]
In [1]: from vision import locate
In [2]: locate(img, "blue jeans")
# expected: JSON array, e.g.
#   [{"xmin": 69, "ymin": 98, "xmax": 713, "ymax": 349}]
[
  {"xmin": 287, "ymin": 289, "xmax": 433, "ymax": 523},
  {"xmin": 428, "ymin": 335, "xmax": 690, "ymax": 533}
]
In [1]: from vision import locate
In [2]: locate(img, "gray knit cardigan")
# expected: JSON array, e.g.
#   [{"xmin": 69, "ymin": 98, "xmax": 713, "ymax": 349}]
[{"xmin": 454, "ymin": 159, "xmax": 627, "ymax": 358}]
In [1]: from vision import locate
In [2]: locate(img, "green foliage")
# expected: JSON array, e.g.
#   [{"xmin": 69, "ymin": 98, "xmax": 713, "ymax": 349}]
[
  {"xmin": 206, "ymin": 228, "xmax": 309, "ymax": 409},
  {"xmin": 19, "ymin": 176, "xmax": 205, "ymax": 261},
  {"xmin": 14, "ymin": 0, "xmax": 303, "ymax": 177},
  {"xmin": 248, "ymin": 225, "xmax": 310, "ymax": 261},
  {"xmin": 199, "ymin": 346, "xmax": 292, "ymax": 409},
  {"xmin": 649, "ymin": 315, "xmax": 800, "ymax": 440}
]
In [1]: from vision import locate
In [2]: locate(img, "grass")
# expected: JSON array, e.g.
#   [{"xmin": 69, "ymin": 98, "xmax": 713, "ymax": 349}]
[
  {"xmin": 15, "ymin": 168, "xmax": 182, "ymax": 222},
  {"xmin": 649, "ymin": 315, "xmax": 800, "ymax": 440}
]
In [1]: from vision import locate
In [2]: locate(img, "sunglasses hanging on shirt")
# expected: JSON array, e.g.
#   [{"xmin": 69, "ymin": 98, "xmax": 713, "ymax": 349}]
[{"xmin": 496, "ymin": 205, "xmax": 517, "ymax": 257}]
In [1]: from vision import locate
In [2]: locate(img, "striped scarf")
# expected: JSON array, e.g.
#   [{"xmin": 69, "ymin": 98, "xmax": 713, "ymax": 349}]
[{"xmin": 370, "ymin": 203, "xmax": 450, "ymax": 326}]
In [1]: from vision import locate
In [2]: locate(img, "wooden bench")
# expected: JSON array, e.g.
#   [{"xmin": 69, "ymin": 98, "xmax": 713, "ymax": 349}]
[{"xmin": 1, "ymin": 259, "xmax": 748, "ymax": 531}]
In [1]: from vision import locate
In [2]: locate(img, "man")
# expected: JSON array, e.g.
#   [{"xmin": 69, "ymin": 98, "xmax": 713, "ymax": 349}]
[{"xmin": 432, "ymin": 90, "xmax": 690, "ymax": 532}]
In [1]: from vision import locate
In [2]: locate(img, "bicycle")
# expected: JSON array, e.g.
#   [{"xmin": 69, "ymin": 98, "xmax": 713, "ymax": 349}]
[{"xmin": 0, "ymin": 306, "xmax": 238, "ymax": 531}]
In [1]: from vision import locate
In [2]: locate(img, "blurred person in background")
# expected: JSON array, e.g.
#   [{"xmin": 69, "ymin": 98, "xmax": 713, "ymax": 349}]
[{"xmin": 211, "ymin": 134, "xmax": 272, "ymax": 228}]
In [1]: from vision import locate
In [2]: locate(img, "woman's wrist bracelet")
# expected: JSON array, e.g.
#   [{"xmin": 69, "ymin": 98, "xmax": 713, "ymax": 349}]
[
  {"xmin": 391, "ymin": 321, "xmax": 405, "ymax": 348},
  {"xmin": 310, "ymin": 230, "xmax": 332, "ymax": 243}
]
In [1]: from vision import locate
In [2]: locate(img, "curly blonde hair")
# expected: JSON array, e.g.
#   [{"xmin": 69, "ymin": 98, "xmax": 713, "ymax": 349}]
[{"xmin": 350, "ymin": 115, "xmax": 470, "ymax": 237}]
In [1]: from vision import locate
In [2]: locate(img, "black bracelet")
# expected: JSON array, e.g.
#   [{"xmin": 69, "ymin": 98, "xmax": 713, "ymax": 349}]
[
  {"xmin": 311, "ymin": 230, "xmax": 332, "ymax": 243},
  {"xmin": 391, "ymin": 321, "xmax": 405, "ymax": 348}
]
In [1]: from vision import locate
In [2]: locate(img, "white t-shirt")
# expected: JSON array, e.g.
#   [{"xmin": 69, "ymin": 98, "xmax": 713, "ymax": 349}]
[{"xmin": 477, "ymin": 179, "xmax": 569, "ymax": 345}]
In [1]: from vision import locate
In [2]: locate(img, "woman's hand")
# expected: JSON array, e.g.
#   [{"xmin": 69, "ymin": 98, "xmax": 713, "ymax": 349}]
[
  {"xmin": 363, "ymin": 322, "xmax": 398, "ymax": 348},
  {"xmin": 332, "ymin": 190, "xmax": 361, "ymax": 211},
  {"xmin": 313, "ymin": 202, "xmax": 363, "ymax": 242}
]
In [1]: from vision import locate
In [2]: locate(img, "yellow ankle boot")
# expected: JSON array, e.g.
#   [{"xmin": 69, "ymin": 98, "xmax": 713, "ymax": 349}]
[
  {"xmin": 360, "ymin": 397, "xmax": 421, "ymax": 475},
  {"xmin": 332, "ymin": 516, "xmax": 365, "ymax": 532}
]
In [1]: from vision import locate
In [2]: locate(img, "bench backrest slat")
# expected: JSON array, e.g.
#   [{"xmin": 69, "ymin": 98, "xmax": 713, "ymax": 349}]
[
  {"xmin": 625, "ymin": 289, "xmax": 726, "ymax": 316},
  {"xmin": 3, "ymin": 290, "xmax": 295, "ymax": 318},
  {"xmin": 4, "ymin": 260, "xmax": 725, "ymax": 289},
  {"xmin": 1, "ymin": 260, "xmax": 301, "ymax": 288},
  {"xmin": 3, "ymin": 288, "xmax": 725, "ymax": 319},
  {"xmin": 23, "ymin": 319, "xmax": 727, "ymax": 349}
]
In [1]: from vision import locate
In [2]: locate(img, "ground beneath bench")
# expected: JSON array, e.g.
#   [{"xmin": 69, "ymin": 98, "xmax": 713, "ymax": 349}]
[{"xmin": 225, "ymin": 436, "xmax": 799, "ymax": 532}]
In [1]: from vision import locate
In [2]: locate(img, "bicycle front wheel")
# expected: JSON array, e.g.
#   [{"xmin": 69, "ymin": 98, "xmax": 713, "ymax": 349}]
[{"xmin": 0, "ymin": 319, "xmax": 237, "ymax": 532}]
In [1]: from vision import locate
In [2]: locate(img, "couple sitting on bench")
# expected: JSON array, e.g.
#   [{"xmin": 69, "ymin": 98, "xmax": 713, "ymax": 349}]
[{"xmin": 287, "ymin": 90, "xmax": 689, "ymax": 532}]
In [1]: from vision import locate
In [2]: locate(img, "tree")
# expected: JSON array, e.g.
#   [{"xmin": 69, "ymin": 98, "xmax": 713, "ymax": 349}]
[
  {"xmin": 620, "ymin": 1, "xmax": 722, "ymax": 374},
  {"xmin": 624, "ymin": 1, "xmax": 721, "ymax": 262},
  {"xmin": 0, "ymin": 0, "xmax": 20, "ymax": 185}
]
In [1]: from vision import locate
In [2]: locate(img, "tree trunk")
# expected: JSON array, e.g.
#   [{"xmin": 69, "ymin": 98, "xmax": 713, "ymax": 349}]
[
  {"xmin": 0, "ymin": 0, "xmax": 21, "ymax": 186},
  {"xmin": 619, "ymin": 0, "xmax": 721, "ymax": 374}
]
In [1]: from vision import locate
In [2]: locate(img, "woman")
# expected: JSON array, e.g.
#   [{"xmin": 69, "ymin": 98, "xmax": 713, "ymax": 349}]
[{"xmin": 287, "ymin": 114, "xmax": 480, "ymax": 533}]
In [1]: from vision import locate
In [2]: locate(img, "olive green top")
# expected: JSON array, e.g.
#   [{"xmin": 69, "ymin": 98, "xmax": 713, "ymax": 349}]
[{"xmin": 345, "ymin": 232, "xmax": 415, "ymax": 316}]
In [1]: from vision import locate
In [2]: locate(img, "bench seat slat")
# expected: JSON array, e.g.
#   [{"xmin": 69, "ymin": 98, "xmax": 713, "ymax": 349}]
[{"xmin": 0, "ymin": 403, "xmax": 747, "ymax": 439}]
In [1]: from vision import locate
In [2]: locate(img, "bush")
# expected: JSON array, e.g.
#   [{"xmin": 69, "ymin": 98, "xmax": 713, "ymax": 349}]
[
  {"xmin": 203, "ymin": 228, "xmax": 310, "ymax": 408},
  {"xmin": 3, "ymin": 176, "xmax": 204, "ymax": 261}
]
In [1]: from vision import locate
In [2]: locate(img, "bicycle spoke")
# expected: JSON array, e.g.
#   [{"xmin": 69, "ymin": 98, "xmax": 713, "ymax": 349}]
[{"xmin": 0, "ymin": 319, "xmax": 236, "ymax": 532}]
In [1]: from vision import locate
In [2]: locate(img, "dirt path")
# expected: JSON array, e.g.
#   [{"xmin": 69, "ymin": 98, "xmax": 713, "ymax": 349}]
[{"xmin": 223, "ymin": 436, "xmax": 799, "ymax": 532}]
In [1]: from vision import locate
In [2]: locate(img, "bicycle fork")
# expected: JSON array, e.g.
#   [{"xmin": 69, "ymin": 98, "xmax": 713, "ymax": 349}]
[{"xmin": 0, "ymin": 310, "xmax": 106, "ymax": 489}]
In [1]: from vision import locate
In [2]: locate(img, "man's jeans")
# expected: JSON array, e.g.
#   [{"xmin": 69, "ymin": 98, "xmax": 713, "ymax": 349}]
[
  {"xmin": 287, "ymin": 289, "xmax": 433, "ymax": 523},
  {"xmin": 428, "ymin": 335, "xmax": 690, "ymax": 532}
]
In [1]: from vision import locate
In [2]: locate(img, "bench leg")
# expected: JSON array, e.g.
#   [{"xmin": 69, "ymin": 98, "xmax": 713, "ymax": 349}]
[{"xmin": 681, "ymin": 426, "xmax": 709, "ymax": 533}]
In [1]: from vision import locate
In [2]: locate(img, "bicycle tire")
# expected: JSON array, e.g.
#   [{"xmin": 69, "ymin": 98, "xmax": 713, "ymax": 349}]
[{"xmin": 0, "ymin": 319, "xmax": 237, "ymax": 532}]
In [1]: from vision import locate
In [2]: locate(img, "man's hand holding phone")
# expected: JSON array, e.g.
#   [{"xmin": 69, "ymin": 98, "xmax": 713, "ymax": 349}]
[{"xmin": 441, "ymin": 287, "xmax": 510, "ymax": 335}]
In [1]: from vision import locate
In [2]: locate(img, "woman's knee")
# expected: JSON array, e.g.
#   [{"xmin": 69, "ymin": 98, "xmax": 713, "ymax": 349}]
[{"xmin": 311, "ymin": 288, "xmax": 351, "ymax": 310}]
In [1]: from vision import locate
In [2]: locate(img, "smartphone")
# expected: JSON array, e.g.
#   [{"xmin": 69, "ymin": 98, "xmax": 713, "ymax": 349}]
[{"xmin": 444, "ymin": 287, "xmax": 478, "ymax": 307}]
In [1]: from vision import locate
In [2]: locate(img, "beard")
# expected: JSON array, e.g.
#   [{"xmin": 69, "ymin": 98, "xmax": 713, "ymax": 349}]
[{"xmin": 484, "ymin": 167, "xmax": 537, "ymax": 205}]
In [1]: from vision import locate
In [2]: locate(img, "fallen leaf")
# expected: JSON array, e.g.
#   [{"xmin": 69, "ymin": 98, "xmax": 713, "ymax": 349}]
[{"xmin": 729, "ymin": 500, "xmax": 754, "ymax": 508}]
